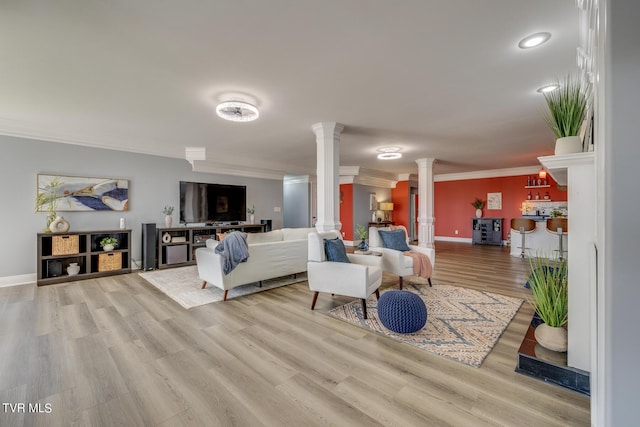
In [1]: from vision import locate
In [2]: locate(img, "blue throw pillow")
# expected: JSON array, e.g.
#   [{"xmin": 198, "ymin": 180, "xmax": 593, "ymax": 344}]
[
  {"xmin": 378, "ymin": 229, "xmax": 410, "ymax": 251},
  {"xmin": 324, "ymin": 237, "xmax": 351, "ymax": 263}
]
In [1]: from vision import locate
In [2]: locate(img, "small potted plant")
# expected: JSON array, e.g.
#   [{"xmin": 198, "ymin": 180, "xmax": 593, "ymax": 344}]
[
  {"xmin": 247, "ymin": 205, "xmax": 255, "ymax": 224},
  {"xmin": 471, "ymin": 198, "xmax": 485, "ymax": 218},
  {"xmin": 527, "ymin": 254, "xmax": 568, "ymax": 352},
  {"xmin": 550, "ymin": 209, "xmax": 564, "ymax": 218},
  {"xmin": 543, "ymin": 74, "xmax": 588, "ymax": 155},
  {"xmin": 355, "ymin": 224, "xmax": 368, "ymax": 251},
  {"xmin": 163, "ymin": 205, "xmax": 174, "ymax": 228},
  {"xmin": 100, "ymin": 236, "xmax": 118, "ymax": 251}
]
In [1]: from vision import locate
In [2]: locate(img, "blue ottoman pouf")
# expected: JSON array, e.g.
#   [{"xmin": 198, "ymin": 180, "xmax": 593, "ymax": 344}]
[{"xmin": 377, "ymin": 290, "xmax": 427, "ymax": 333}]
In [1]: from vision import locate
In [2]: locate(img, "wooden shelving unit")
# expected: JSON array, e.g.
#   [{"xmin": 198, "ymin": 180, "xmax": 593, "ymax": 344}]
[
  {"xmin": 37, "ymin": 229, "xmax": 132, "ymax": 286},
  {"xmin": 156, "ymin": 224, "xmax": 266, "ymax": 269}
]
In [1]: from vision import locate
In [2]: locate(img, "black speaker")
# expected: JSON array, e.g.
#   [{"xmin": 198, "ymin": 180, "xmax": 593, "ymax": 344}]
[
  {"xmin": 141, "ymin": 223, "xmax": 157, "ymax": 270},
  {"xmin": 260, "ymin": 219, "xmax": 272, "ymax": 232},
  {"xmin": 46, "ymin": 260, "xmax": 62, "ymax": 277}
]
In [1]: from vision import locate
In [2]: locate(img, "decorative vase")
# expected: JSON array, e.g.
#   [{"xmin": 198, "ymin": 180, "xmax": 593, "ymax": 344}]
[
  {"xmin": 165, "ymin": 215, "xmax": 173, "ymax": 228},
  {"xmin": 475, "ymin": 209, "xmax": 482, "ymax": 218},
  {"xmin": 534, "ymin": 323, "xmax": 568, "ymax": 352},
  {"xmin": 250, "ymin": 214, "xmax": 255, "ymax": 224},
  {"xmin": 103, "ymin": 244, "xmax": 115, "ymax": 252},
  {"xmin": 67, "ymin": 263, "xmax": 80, "ymax": 276},
  {"xmin": 554, "ymin": 136, "xmax": 582, "ymax": 155},
  {"xmin": 49, "ymin": 216, "xmax": 70, "ymax": 233},
  {"xmin": 357, "ymin": 240, "xmax": 369, "ymax": 251}
]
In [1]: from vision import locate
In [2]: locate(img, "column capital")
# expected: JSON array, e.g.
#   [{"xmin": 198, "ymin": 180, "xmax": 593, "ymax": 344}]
[
  {"xmin": 415, "ymin": 158, "xmax": 436, "ymax": 168},
  {"xmin": 312, "ymin": 122, "xmax": 344, "ymax": 139}
]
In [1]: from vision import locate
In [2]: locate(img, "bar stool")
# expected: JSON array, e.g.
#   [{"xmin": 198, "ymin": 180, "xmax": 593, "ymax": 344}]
[
  {"xmin": 546, "ymin": 218, "xmax": 568, "ymax": 260},
  {"xmin": 511, "ymin": 218, "xmax": 536, "ymax": 258}
]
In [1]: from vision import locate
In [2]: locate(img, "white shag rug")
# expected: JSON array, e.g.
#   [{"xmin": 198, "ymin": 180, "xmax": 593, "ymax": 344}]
[{"xmin": 139, "ymin": 265, "xmax": 307, "ymax": 309}]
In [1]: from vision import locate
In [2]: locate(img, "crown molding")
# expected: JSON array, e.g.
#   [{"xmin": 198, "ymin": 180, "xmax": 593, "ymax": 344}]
[
  {"xmin": 284, "ymin": 175, "xmax": 312, "ymax": 184},
  {"xmin": 339, "ymin": 175, "xmax": 355, "ymax": 184},
  {"xmin": 193, "ymin": 162, "xmax": 287, "ymax": 180},
  {"xmin": 434, "ymin": 166, "xmax": 542, "ymax": 182},
  {"xmin": 0, "ymin": 122, "xmax": 181, "ymax": 160},
  {"xmin": 340, "ymin": 166, "xmax": 398, "ymax": 188}
]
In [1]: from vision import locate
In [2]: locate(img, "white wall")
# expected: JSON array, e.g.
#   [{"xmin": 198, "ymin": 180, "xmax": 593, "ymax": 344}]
[
  {"xmin": 600, "ymin": 0, "xmax": 640, "ymax": 424},
  {"xmin": 0, "ymin": 136, "xmax": 284, "ymax": 284}
]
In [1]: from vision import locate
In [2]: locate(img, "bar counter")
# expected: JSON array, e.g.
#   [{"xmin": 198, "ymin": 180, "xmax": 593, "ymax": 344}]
[{"xmin": 509, "ymin": 217, "xmax": 567, "ymax": 258}]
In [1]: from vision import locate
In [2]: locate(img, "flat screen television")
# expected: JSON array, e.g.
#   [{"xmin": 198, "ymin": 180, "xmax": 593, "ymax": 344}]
[{"xmin": 180, "ymin": 181, "xmax": 246, "ymax": 224}]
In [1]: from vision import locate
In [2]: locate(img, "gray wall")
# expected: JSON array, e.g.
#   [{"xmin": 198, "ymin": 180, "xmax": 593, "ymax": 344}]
[
  {"xmin": 353, "ymin": 184, "xmax": 391, "ymax": 236},
  {"xmin": 283, "ymin": 179, "xmax": 311, "ymax": 228},
  {"xmin": 0, "ymin": 135, "xmax": 283, "ymax": 282},
  {"xmin": 604, "ymin": 0, "xmax": 640, "ymax": 423}
]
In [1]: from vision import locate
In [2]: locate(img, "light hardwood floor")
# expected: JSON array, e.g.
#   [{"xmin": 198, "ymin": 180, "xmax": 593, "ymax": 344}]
[{"xmin": 0, "ymin": 242, "xmax": 590, "ymax": 426}]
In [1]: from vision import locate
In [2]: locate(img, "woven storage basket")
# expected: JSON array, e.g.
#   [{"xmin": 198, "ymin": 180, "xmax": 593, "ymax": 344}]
[
  {"xmin": 98, "ymin": 252, "xmax": 122, "ymax": 272},
  {"xmin": 52, "ymin": 235, "xmax": 79, "ymax": 256}
]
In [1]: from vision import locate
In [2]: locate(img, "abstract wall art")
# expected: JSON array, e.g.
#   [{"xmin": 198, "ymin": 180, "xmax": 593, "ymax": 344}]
[{"xmin": 36, "ymin": 174, "xmax": 129, "ymax": 211}]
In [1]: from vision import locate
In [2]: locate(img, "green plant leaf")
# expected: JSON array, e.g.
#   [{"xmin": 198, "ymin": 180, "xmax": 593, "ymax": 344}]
[
  {"xmin": 543, "ymin": 75, "xmax": 588, "ymax": 139},
  {"xmin": 526, "ymin": 254, "xmax": 568, "ymax": 327}
]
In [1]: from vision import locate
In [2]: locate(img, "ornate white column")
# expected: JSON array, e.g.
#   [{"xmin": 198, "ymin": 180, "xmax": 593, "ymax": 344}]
[
  {"xmin": 415, "ymin": 158, "xmax": 436, "ymax": 247},
  {"xmin": 312, "ymin": 122, "xmax": 344, "ymax": 232}
]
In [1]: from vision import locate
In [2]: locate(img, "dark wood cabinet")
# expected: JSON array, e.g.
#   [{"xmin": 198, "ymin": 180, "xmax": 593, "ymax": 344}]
[
  {"xmin": 472, "ymin": 218, "xmax": 503, "ymax": 246},
  {"xmin": 37, "ymin": 229, "xmax": 132, "ymax": 285},
  {"xmin": 368, "ymin": 221, "xmax": 395, "ymax": 228},
  {"xmin": 156, "ymin": 224, "xmax": 266, "ymax": 269}
]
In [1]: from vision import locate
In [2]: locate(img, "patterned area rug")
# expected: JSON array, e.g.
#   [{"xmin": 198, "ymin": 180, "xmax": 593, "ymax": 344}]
[
  {"xmin": 328, "ymin": 284, "xmax": 523, "ymax": 368},
  {"xmin": 139, "ymin": 266, "xmax": 307, "ymax": 309}
]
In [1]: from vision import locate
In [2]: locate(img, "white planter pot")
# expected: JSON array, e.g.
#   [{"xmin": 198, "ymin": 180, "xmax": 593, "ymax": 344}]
[
  {"xmin": 475, "ymin": 209, "xmax": 482, "ymax": 218},
  {"xmin": 534, "ymin": 323, "xmax": 568, "ymax": 352},
  {"xmin": 165, "ymin": 215, "xmax": 173, "ymax": 228},
  {"xmin": 103, "ymin": 244, "xmax": 115, "ymax": 252},
  {"xmin": 67, "ymin": 263, "xmax": 80, "ymax": 276},
  {"xmin": 250, "ymin": 214, "xmax": 255, "ymax": 224},
  {"xmin": 554, "ymin": 136, "xmax": 582, "ymax": 155}
]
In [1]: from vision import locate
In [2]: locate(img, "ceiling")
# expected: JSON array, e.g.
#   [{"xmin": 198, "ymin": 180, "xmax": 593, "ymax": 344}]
[{"xmin": 0, "ymin": 1, "xmax": 580, "ymax": 179}]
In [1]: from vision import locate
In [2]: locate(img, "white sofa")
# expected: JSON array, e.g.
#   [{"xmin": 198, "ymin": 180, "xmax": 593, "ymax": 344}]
[
  {"xmin": 196, "ymin": 228, "xmax": 316, "ymax": 300},
  {"xmin": 369, "ymin": 225, "xmax": 435, "ymax": 289}
]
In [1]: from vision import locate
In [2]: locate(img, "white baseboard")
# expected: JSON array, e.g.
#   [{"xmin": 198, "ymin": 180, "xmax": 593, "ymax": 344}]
[
  {"xmin": 0, "ymin": 273, "xmax": 36, "ymax": 288},
  {"xmin": 434, "ymin": 236, "xmax": 473, "ymax": 243}
]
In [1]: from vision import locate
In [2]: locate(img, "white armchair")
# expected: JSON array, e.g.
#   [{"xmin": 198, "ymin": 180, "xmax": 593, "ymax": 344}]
[
  {"xmin": 307, "ymin": 230, "xmax": 383, "ymax": 319},
  {"xmin": 368, "ymin": 226, "xmax": 435, "ymax": 289}
]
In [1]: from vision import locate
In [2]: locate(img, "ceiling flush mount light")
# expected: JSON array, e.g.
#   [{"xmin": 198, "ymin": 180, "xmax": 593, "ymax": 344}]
[
  {"xmin": 518, "ymin": 32, "xmax": 551, "ymax": 49},
  {"xmin": 537, "ymin": 84, "xmax": 560, "ymax": 93},
  {"xmin": 377, "ymin": 146, "xmax": 402, "ymax": 159},
  {"xmin": 378, "ymin": 152, "xmax": 402, "ymax": 160},
  {"xmin": 216, "ymin": 101, "xmax": 259, "ymax": 122}
]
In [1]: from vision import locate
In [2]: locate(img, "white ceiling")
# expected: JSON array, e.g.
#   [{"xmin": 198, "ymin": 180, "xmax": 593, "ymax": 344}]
[{"xmin": 0, "ymin": 1, "xmax": 580, "ymax": 178}]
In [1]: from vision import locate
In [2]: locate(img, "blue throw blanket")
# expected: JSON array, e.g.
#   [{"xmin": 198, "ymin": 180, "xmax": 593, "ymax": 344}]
[{"xmin": 214, "ymin": 232, "xmax": 249, "ymax": 275}]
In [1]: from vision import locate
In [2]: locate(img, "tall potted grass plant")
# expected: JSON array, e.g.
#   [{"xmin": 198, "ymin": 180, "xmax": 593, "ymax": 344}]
[
  {"xmin": 527, "ymin": 254, "xmax": 569, "ymax": 352},
  {"xmin": 543, "ymin": 74, "xmax": 588, "ymax": 155}
]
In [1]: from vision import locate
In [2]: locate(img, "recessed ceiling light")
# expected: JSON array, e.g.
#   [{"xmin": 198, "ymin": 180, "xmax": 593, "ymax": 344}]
[
  {"xmin": 518, "ymin": 32, "xmax": 551, "ymax": 49},
  {"xmin": 378, "ymin": 152, "xmax": 402, "ymax": 160},
  {"xmin": 216, "ymin": 101, "xmax": 259, "ymax": 122},
  {"xmin": 537, "ymin": 84, "xmax": 560, "ymax": 93}
]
